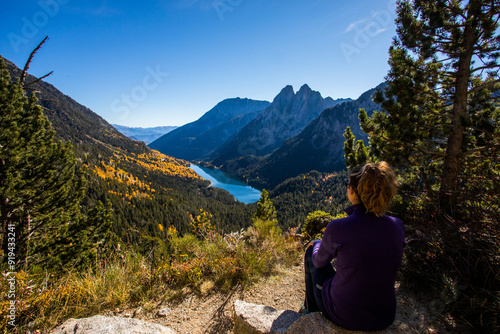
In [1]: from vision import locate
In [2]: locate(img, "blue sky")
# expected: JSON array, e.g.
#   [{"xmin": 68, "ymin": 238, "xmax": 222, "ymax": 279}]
[{"xmin": 1, "ymin": 0, "xmax": 397, "ymax": 127}]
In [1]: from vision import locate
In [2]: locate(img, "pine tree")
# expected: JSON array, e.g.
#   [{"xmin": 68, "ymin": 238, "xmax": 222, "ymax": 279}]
[
  {"xmin": 343, "ymin": 126, "xmax": 372, "ymax": 169},
  {"xmin": 352, "ymin": 0, "xmax": 500, "ymax": 213},
  {"xmin": 0, "ymin": 57, "xmax": 111, "ymax": 270},
  {"xmin": 342, "ymin": 2, "xmax": 500, "ymax": 330},
  {"xmin": 250, "ymin": 189, "xmax": 281, "ymax": 242},
  {"xmin": 253, "ymin": 189, "xmax": 277, "ymax": 223}
]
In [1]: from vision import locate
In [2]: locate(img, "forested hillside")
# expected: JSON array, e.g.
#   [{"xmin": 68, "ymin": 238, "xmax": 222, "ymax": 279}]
[{"xmin": 270, "ymin": 170, "xmax": 350, "ymax": 229}]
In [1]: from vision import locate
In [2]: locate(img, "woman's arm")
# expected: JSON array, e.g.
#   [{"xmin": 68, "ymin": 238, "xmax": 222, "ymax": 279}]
[{"xmin": 312, "ymin": 222, "xmax": 336, "ymax": 268}]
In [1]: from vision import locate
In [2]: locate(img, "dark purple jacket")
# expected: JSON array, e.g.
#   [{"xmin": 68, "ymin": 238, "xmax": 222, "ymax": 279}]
[{"xmin": 312, "ymin": 204, "xmax": 405, "ymax": 331}]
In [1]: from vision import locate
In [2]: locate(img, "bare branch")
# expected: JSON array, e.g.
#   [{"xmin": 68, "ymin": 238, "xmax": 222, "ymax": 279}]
[
  {"xmin": 417, "ymin": 147, "xmax": 448, "ymax": 157},
  {"xmin": 468, "ymin": 78, "xmax": 500, "ymax": 93},
  {"xmin": 20, "ymin": 36, "xmax": 49, "ymax": 86},
  {"xmin": 477, "ymin": 56, "xmax": 491, "ymax": 67},
  {"xmin": 42, "ymin": 106, "xmax": 57, "ymax": 114},
  {"xmin": 23, "ymin": 71, "xmax": 54, "ymax": 88},
  {"xmin": 439, "ymin": 56, "xmax": 458, "ymax": 62},
  {"xmin": 428, "ymin": 30, "xmax": 454, "ymax": 41},
  {"xmin": 472, "ymin": 48, "xmax": 500, "ymax": 56},
  {"xmin": 464, "ymin": 143, "xmax": 500, "ymax": 155},
  {"xmin": 471, "ymin": 64, "xmax": 500, "ymax": 73}
]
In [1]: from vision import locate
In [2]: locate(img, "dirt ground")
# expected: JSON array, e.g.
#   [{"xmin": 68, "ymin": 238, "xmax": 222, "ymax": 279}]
[
  {"xmin": 112, "ymin": 258, "xmax": 451, "ymax": 334},
  {"xmin": 150, "ymin": 263, "xmax": 305, "ymax": 334}
]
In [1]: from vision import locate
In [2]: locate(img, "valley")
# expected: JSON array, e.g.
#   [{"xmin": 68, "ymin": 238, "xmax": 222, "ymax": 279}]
[
  {"xmin": 1, "ymin": 55, "xmax": 353, "ymax": 243},
  {"xmin": 148, "ymin": 82, "xmax": 382, "ymax": 190}
]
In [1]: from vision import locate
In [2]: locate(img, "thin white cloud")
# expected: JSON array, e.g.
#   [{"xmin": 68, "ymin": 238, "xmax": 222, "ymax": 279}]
[
  {"xmin": 360, "ymin": 26, "xmax": 387, "ymax": 36},
  {"xmin": 345, "ymin": 18, "xmax": 370, "ymax": 33},
  {"xmin": 344, "ymin": 10, "xmax": 385, "ymax": 33}
]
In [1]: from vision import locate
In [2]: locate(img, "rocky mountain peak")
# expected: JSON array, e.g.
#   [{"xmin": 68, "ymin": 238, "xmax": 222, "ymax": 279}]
[
  {"xmin": 199, "ymin": 97, "xmax": 267, "ymax": 124},
  {"xmin": 294, "ymin": 84, "xmax": 324, "ymax": 108},
  {"xmin": 272, "ymin": 85, "xmax": 295, "ymax": 105},
  {"xmin": 324, "ymin": 96, "xmax": 335, "ymax": 107},
  {"xmin": 209, "ymin": 84, "xmax": 339, "ymax": 164},
  {"xmin": 297, "ymin": 83, "xmax": 312, "ymax": 95}
]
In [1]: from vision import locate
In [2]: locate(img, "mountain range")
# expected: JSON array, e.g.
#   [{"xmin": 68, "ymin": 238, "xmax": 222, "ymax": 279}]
[
  {"xmin": 209, "ymin": 84, "xmax": 350, "ymax": 165},
  {"xmin": 222, "ymin": 83, "xmax": 385, "ymax": 188},
  {"xmin": 112, "ymin": 125, "xmax": 178, "ymax": 144},
  {"xmin": 149, "ymin": 98, "xmax": 270, "ymax": 160}
]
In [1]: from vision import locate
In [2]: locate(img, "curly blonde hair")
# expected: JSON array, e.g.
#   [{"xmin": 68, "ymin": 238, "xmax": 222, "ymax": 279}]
[{"xmin": 349, "ymin": 161, "xmax": 398, "ymax": 217}]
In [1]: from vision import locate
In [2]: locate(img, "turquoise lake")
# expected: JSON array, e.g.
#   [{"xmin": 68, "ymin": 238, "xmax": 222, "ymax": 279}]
[{"xmin": 189, "ymin": 165, "xmax": 261, "ymax": 204}]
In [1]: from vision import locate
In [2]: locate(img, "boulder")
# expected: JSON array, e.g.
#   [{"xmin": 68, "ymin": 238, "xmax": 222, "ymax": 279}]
[
  {"xmin": 49, "ymin": 315, "xmax": 176, "ymax": 334},
  {"xmin": 233, "ymin": 300, "xmax": 416, "ymax": 334},
  {"xmin": 284, "ymin": 313, "xmax": 413, "ymax": 334},
  {"xmin": 233, "ymin": 300, "xmax": 302, "ymax": 333}
]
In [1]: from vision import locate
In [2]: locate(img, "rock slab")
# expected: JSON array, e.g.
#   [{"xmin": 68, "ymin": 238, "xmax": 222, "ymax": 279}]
[
  {"xmin": 233, "ymin": 300, "xmax": 415, "ymax": 334},
  {"xmin": 233, "ymin": 300, "xmax": 303, "ymax": 333},
  {"xmin": 50, "ymin": 315, "xmax": 176, "ymax": 334}
]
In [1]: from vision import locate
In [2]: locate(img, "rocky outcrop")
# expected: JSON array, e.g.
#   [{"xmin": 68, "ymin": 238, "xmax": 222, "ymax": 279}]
[
  {"xmin": 49, "ymin": 315, "xmax": 176, "ymax": 334},
  {"xmin": 233, "ymin": 300, "xmax": 416, "ymax": 334}
]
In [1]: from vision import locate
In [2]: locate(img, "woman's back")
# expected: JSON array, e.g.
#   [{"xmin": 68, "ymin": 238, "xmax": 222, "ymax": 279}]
[
  {"xmin": 303, "ymin": 162, "xmax": 404, "ymax": 331},
  {"xmin": 314, "ymin": 205, "xmax": 405, "ymax": 330}
]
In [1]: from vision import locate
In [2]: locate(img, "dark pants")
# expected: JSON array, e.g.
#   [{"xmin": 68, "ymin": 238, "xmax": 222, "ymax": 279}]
[{"xmin": 304, "ymin": 245, "xmax": 336, "ymax": 317}]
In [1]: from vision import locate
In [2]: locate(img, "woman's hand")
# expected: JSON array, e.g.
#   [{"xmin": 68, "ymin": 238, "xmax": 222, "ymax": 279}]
[{"xmin": 306, "ymin": 239, "xmax": 321, "ymax": 249}]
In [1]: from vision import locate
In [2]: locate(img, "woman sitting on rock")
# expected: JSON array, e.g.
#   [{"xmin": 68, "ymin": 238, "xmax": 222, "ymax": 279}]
[{"xmin": 302, "ymin": 161, "xmax": 405, "ymax": 331}]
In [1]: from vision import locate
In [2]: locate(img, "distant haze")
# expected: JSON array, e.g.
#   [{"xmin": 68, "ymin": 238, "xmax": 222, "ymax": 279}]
[{"xmin": 112, "ymin": 124, "xmax": 178, "ymax": 144}]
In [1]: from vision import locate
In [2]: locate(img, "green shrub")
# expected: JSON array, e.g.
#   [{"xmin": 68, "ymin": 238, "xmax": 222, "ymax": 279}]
[{"xmin": 301, "ymin": 210, "xmax": 347, "ymax": 243}]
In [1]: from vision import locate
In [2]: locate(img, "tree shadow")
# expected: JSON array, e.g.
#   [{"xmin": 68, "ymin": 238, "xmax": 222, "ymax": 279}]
[{"xmin": 203, "ymin": 284, "xmax": 242, "ymax": 334}]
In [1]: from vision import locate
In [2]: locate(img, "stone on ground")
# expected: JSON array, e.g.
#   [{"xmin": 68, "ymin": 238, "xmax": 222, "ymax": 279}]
[
  {"xmin": 49, "ymin": 315, "xmax": 176, "ymax": 334},
  {"xmin": 233, "ymin": 300, "xmax": 302, "ymax": 333},
  {"xmin": 233, "ymin": 300, "xmax": 416, "ymax": 334}
]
